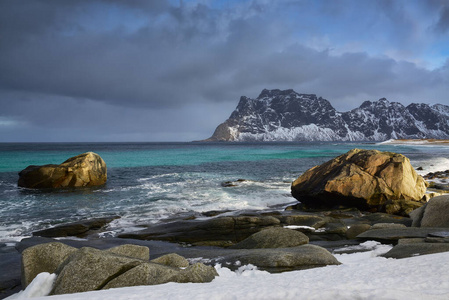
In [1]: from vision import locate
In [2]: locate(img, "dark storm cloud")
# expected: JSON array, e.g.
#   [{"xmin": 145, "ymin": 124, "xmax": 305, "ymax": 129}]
[
  {"xmin": 434, "ymin": 4, "xmax": 449, "ymax": 34},
  {"xmin": 1, "ymin": 0, "xmax": 449, "ymax": 141}
]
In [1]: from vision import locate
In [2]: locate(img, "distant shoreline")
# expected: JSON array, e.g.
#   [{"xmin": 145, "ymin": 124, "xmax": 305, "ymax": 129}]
[{"xmin": 381, "ymin": 139, "xmax": 449, "ymax": 145}]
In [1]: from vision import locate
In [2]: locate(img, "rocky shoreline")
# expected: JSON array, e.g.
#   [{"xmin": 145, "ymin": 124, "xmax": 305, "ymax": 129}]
[
  {"xmin": 3, "ymin": 148, "xmax": 449, "ymax": 298},
  {"xmin": 3, "ymin": 197, "xmax": 449, "ymax": 298}
]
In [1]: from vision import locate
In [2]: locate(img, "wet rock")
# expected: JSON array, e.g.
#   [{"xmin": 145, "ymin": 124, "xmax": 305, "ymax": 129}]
[
  {"xmin": 291, "ymin": 149, "xmax": 428, "ymax": 215},
  {"xmin": 118, "ymin": 215, "xmax": 281, "ymax": 244},
  {"xmin": 370, "ymin": 223, "xmax": 407, "ymax": 230},
  {"xmin": 346, "ymin": 224, "xmax": 371, "ymax": 239},
  {"xmin": 221, "ymin": 179, "xmax": 249, "ymax": 187},
  {"xmin": 33, "ymin": 216, "xmax": 120, "ymax": 238},
  {"xmin": 321, "ymin": 222, "xmax": 347, "ymax": 236},
  {"xmin": 230, "ymin": 227, "xmax": 309, "ymax": 249},
  {"xmin": 357, "ymin": 227, "xmax": 448, "ymax": 242},
  {"xmin": 18, "ymin": 152, "xmax": 107, "ymax": 189},
  {"xmin": 423, "ymin": 170, "xmax": 449, "ymax": 180}
]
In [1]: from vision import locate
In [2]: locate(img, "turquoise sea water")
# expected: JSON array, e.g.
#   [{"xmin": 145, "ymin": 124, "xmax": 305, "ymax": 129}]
[{"xmin": 1, "ymin": 142, "xmax": 449, "ymax": 243}]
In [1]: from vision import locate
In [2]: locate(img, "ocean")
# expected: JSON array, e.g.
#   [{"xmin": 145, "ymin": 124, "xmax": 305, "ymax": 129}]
[{"xmin": 1, "ymin": 141, "xmax": 449, "ymax": 244}]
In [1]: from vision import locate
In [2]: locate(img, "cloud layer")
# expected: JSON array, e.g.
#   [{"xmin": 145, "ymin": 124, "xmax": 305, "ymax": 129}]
[{"xmin": 1, "ymin": 0, "xmax": 448, "ymax": 141}]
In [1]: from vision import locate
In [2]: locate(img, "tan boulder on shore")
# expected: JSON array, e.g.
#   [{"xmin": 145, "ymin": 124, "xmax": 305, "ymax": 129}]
[
  {"xmin": 18, "ymin": 152, "xmax": 107, "ymax": 189},
  {"xmin": 291, "ymin": 149, "xmax": 428, "ymax": 215}
]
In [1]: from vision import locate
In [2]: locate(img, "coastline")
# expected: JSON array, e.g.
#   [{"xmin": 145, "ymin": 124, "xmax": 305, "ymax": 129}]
[
  {"xmin": 380, "ymin": 139, "xmax": 449, "ymax": 145},
  {"xmin": 3, "ymin": 143, "xmax": 449, "ymax": 299}
]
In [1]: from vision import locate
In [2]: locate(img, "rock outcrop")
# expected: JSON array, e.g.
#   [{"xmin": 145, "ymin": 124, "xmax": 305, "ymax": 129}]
[
  {"xmin": 291, "ymin": 149, "xmax": 428, "ymax": 215},
  {"xmin": 21, "ymin": 242, "xmax": 77, "ymax": 288},
  {"xmin": 18, "ymin": 152, "xmax": 107, "ymax": 189},
  {"xmin": 20, "ymin": 243, "xmax": 218, "ymax": 296}
]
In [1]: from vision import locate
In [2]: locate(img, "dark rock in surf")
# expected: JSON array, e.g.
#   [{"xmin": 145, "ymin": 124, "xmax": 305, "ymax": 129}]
[{"xmin": 32, "ymin": 216, "xmax": 120, "ymax": 238}]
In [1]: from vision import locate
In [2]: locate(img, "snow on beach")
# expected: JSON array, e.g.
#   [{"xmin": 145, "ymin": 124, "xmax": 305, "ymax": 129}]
[{"xmin": 9, "ymin": 242, "xmax": 449, "ymax": 300}]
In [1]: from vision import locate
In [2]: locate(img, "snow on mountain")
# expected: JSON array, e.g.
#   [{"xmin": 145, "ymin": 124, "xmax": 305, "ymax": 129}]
[{"xmin": 205, "ymin": 89, "xmax": 449, "ymax": 142}]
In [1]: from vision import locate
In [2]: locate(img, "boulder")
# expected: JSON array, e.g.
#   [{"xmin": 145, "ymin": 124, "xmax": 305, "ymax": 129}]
[
  {"xmin": 22, "ymin": 244, "xmax": 219, "ymax": 295},
  {"xmin": 33, "ymin": 216, "xmax": 119, "ymax": 238},
  {"xmin": 382, "ymin": 243, "xmax": 449, "ymax": 259},
  {"xmin": 291, "ymin": 149, "xmax": 428, "ymax": 215},
  {"xmin": 224, "ymin": 244, "xmax": 340, "ymax": 272},
  {"xmin": 18, "ymin": 152, "xmax": 107, "ymax": 189},
  {"xmin": 346, "ymin": 224, "xmax": 371, "ymax": 239},
  {"xmin": 410, "ymin": 195, "xmax": 449, "ymax": 227},
  {"xmin": 230, "ymin": 227, "xmax": 309, "ymax": 249},
  {"xmin": 51, "ymin": 247, "xmax": 144, "ymax": 295},
  {"xmin": 21, "ymin": 242, "xmax": 77, "ymax": 288}
]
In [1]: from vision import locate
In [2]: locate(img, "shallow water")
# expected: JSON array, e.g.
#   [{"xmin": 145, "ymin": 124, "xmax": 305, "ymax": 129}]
[{"xmin": 1, "ymin": 141, "xmax": 448, "ymax": 243}]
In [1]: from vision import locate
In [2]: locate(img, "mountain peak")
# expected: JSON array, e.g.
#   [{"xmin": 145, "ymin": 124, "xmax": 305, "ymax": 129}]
[
  {"xmin": 204, "ymin": 89, "xmax": 449, "ymax": 142},
  {"xmin": 257, "ymin": 89, "xmax": 296, "ymax": 99}
]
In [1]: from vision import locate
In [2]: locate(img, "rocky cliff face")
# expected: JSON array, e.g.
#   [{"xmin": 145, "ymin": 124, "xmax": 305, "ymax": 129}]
[{"xmin": 205, "ymin": 89, "xmax": 449, "ymax": 141}]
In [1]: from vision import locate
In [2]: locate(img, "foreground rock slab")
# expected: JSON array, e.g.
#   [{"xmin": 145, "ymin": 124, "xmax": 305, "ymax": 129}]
[
  {"xmin": 357, "ymin": 227, "xmax": 449, "ymax": 242},
  {"xmin": 20, "ymin": 242, "xmax": 218, "ymax": 296},
  {"xmin": 383, "ymin": 243, "xmax": 449, "ymax": 259},
  {"xmin": 18, "ymin": 152, "xmax": 107, "ymax": 189},
  {"xmin": 291, "ymin": 148, "xmax": 427, "ymax": 215},
  {"xmin": 230, "ymin": 227, "xmax": 309, "ymax": 249},
  {"xmin": 221, "ymin": 245, "xmax": 340, "ymax": 272}
]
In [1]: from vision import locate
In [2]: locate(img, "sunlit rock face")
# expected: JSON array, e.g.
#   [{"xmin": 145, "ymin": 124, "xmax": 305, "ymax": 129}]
[
  {"xmin": 291, "ymin": 149, "xmax": 428, "ymax": 215},
  {"xmin": 18, "ymin": 152, "xmax": 107, "ymax": 189}
]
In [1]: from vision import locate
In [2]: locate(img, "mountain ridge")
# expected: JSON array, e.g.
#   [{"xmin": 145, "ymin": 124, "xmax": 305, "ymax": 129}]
[{"xmin": 204, "ymin": 89, "xmax": 449, "ymax": 142}]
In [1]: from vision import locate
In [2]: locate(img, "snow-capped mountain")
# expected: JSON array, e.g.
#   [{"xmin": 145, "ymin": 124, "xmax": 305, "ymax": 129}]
[{"xmin": 204, "ymin": 89, "xmax": 449, "ymax": 141}]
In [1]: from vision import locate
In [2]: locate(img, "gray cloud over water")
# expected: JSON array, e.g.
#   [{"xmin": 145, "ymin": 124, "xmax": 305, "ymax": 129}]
[{"xmin": 1, "ymin": 0, "xmax": 448, "ymax": 141}]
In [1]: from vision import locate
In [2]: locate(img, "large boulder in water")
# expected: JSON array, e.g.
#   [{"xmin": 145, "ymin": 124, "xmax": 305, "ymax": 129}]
[
  {"xmin": 18, "ymin": 152, "xmax": 107, "ymax": 189},
  {"xmin": 291, "ymin": 149, "xmax": 428, "ymax": 215}
]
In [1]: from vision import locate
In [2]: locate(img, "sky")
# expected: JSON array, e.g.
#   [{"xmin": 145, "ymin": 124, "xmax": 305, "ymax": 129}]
[{"xmin": 1, "ymin": 0, "xmax": 449, "ymax": 142}]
